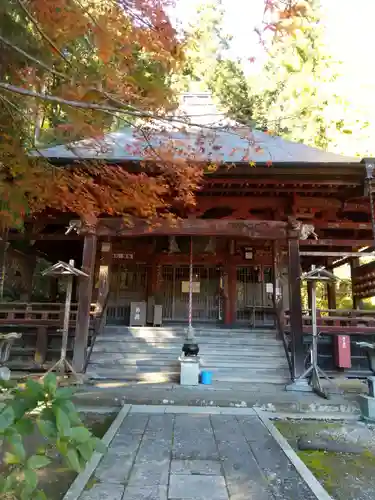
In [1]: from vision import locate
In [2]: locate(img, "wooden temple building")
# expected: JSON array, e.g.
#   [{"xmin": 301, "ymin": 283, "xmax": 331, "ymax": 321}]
[{"xmin": 3, "ymin": 95, "xmax": 375, "ymax": 384}]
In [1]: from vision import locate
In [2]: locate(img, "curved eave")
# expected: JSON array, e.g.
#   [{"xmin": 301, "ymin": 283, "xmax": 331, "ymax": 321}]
[{"xmin": 36, "ymin": 157, "xmax": 366, "ymax": 183}]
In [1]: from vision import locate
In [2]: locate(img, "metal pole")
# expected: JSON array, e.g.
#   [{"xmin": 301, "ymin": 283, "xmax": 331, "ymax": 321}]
[{"xmin": 188, "ymin": 237, "xmax": 193, "ymax": 331}]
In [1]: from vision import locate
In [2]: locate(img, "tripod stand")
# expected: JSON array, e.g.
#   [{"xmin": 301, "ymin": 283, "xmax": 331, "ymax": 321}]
[{"xmin": 295, "ymin": 267, "xmax": 341, "ymax": 399}]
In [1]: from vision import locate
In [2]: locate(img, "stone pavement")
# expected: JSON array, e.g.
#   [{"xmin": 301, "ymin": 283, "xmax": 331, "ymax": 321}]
[
  {"xmin": 79, "ymin": 408, "xmax": 319, "ymax": 500},
  {"xmin": 75, "ymin": 380, "xmax": 362, "ymax": 416}
]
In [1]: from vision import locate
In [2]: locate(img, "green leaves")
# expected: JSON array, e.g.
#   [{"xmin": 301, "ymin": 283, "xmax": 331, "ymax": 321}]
[
  {"xmin": 43, "ymin": 373, "xmax": 57, "ymax": 396},
  {"xmin": 55, "ymin": 407, "xmax": 71, "ymax": 437},
  {"xmin": 24, "ymin": 469, "xmax": 38, "ymax": 490},
  {"xmin": 70, "ymin": 426, "xmax": 91, "ymax": 443},
  {"xmin": 66, "ymin": 449, "xmax": 82, "ymax": 473},
  {"xmin": 0, "ymin": 369, "xmax": 105, "ymax": 499},
  {"xmin": 10, "ymin": 432, "xmax": 26, "ymax": 461},
  {"xmin": 37, "ymin": 418, "xmax": 58, "ymax": 438},
  {"xmin": 55, "ymin": 386, "xmax": 76, "ymax": 400},
  {"xmin": 0, "ymin": 405, "xmax": 15, "ymax": 432},
  {"xmin": 27, "ymin": 455, "xmax": 51, "ymax": 470}
]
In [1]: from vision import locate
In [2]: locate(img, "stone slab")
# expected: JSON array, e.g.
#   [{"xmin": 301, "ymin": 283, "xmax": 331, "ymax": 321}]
[
  {"xmin": 359, "ymin": 394, "xmax": 375, "ymax": 422},
  {"xmin": 118, "ymin": 414, "xmax": 150, "ymax": 434},
  {"xmin": 122, "ymin": 485, "xmax": 168, "ymax": 500},
  {"xmin": 169, "ymin": 475, "xmax": 228, "ymax": 499},
  {"xmin": 135, "ymin": 436, "xmax": 172, "ymax": 463},
  {"xmin": 79, "ymin": 483, "xmax": 125, "ymax": 500},
  {"xmin": 107, "ymin": 433, "xmax": 143, "ymax": 456},
  {"xmin": 239, "ymin": 416, "xmax": 317, "ymax": 500},
  {"xmin": 171, "ymin": 460, "xmax": 222, "ymax": 476},
  {"xmin": 173, "ymin": 415, "xmax": 218, "ymax": 460},
  {"xmin": 94, "ymin": 454, "xmax": 134, "ymax": 483},
  {"xmin": 127, "ymin": 460, "xmax": 170, "ymax": 487}
]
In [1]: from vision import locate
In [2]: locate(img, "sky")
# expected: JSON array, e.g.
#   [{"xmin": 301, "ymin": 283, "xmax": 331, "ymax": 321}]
[{"xmin": 171, "ymin": 0, "xmax": 375, "ymax": 80}]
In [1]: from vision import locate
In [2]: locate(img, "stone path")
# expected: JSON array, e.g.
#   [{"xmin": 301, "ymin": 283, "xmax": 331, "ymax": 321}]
[{"xmin": 79, "ymin": 408, "xmax": 318, "ymax": 500}]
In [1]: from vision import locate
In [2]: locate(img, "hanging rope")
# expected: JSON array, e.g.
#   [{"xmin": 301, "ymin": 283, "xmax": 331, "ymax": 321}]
[{"xmin": 188, "ymin": 236, "xmax": 193, "ymax": 330}]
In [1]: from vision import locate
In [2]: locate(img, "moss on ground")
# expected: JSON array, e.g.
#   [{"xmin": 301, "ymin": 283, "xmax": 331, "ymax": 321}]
[{"xmin": 274, "ymin": 420, "xmax": 375, "ymax": 500}]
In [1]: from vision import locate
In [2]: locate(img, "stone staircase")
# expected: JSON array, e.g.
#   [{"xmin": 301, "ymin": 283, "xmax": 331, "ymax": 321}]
[{"xmin": 86, "ymin": 325, "xmax": 291, "ymax": 384}]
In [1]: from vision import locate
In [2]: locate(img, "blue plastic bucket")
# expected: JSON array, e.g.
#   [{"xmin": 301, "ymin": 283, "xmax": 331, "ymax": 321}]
[{"xmin": 201, "ymin": 370, "xmax": 212, "ymax": 385}]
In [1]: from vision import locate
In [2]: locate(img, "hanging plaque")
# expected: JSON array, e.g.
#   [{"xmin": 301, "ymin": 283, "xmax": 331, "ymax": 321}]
[
  {"xmin": 181, "ymin": 281, "xmax": 200, "ymax": 293},
  {"xmin": 113, "ymin": 252, "xmax": 134, "ymax": 260}
]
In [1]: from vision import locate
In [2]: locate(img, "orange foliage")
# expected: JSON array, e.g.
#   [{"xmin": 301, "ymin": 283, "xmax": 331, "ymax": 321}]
[{"xmin": 0, "ymin": 0, "xmax": 201, "ymax": 227}]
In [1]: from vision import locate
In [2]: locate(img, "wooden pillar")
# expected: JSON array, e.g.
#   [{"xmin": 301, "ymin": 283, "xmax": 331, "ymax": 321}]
[
  {"xmin": 327, "ymin": 279, "xmax": 337, "ymax": 311},
  {"xmin": 288, "ymin": 238, "xmax": 304, "ymax": 379},
  {"xmin": 148, "ymin": 259, "xmax": 158, "ymax": 298},
  {"xmin": 307, "ymin": 282, "xmax": 313, "ymax": 311},
  {"xmin": 0, "ymin": 229, "xmax": 9, "ymax": 300},
  {"xmin": 224, "ymin": 262, "xmax": 236, "ymax": 325},
  {"xmin": 96, "ymin": 240, "xmax": 112, "ymax": 313},
  {"xmin": 350, "ymin": 258, "xmax": 360, "ymax": 309},
  {"xmin": 50, "ymin": 278, "xmax": 59, "ymax": 302},
  {"xmin": 73, "ymin": 233, "xmax": 97, "ymax": 372},
  {"xmin": 34, "ymin": 326, "xmax": 48, "ymax": 366},
  {"xmin": 23, "ymin": 254, "xmax": 37, "ymax": 301}
]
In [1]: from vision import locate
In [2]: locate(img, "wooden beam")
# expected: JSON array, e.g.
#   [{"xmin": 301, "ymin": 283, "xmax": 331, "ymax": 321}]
[
  {"xmin": 204, "ymin": 178, "xmax": 360, "ymax": 187},
  {"xmin": 315, "ymin": 221, "xmax": 372, "ymax": 230},
  {"xmin": 301, "ymin": 239, "xmax": 373, "ymax": 247},
  {"xmin": 288, "ymin": 238, "xmax": 304, "ymax": 379},
  {"xmin": 76, "ymin": 218, "xmax": 288, "ymax": 239},
  {"xmin": 8, "ymin": 233, "xmax": 81, "ymax": 241},
  {"xmin": 204, "ymin": 187, "xmax": 343, "ymax": 194},
  {"xmin": 73, "ymin": 234, "xmax": 97, "ymax": 372},
  {"xmin": 300, "ymin": 251, "xmax": 375, "ymax": 257}
]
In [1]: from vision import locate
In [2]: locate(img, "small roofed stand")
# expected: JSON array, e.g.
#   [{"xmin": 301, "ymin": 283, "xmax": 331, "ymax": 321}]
[{"xmin": 42, "ymin": 260, "xmax": 88, "ymax": 383}]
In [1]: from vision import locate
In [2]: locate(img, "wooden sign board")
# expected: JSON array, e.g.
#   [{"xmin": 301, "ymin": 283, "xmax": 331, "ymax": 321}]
[
  {"xmin": 181, "ymin": 281, "xmax": 200, "ymax": 293},
  {"xmin": 113, "ymin": 252, "xmax": 134, "ymax": 260}
]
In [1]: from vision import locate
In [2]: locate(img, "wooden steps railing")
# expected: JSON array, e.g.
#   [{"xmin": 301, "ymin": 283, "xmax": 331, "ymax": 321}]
[
  {"xmin": 284, "ymin": 308, "xmax": 375, "ymax": 335},
  {"xmin": 0, "ymin": 301, "xmax": 98, "ymax": 370},
  {"xmin": 0, "ymin": 302, "xmax": 97, "ymax": 326}
]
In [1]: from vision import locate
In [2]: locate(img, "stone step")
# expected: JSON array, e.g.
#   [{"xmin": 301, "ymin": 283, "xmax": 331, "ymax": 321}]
[
  {"xmin": 92, "ymin": 342, "xmax": 285, "ymax": 352},
  {"xmin": 88, "ymin": 325, "xmax": 289, "ymax": 384},
  {"xmin": 103, "ymin": 328, "xmax": 277, "ymax": 337},
  {"xmin": 86, "ymin": 364, "xmax": 288, "ymax": 381},
  {"xmin": 92, "ymin": 344, "xmax": 285, "ymax": 359},
  {"xmin": 89, "ymin": 354, "xmax": 288, "ymax": 369},
  {"xmin": 87, "ymin": 362, "xmax": 288, "ymax": 375},
  {"xmin": 96, "ymin": 336, "xmax": 282, "ymax": 346}
]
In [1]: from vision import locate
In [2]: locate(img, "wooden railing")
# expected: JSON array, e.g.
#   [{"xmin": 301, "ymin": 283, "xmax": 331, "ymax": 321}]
[
  {"xmin": 84, "ymin": 293, "xmax": 110, "ymax": 372},
  {"xmin": 273, "ymin": 299, "xmax": 293, "ymax": 379},
  {"xmin": 0, "ymin": 302, "xmax": 97, "ymax": 327},
  {"xmin": 284, "ymin": 309, "xmax": 375, "ymax": 335}
]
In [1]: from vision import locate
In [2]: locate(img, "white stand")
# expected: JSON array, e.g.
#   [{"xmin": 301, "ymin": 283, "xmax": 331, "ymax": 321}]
[{"xmin": 179, "ymin": 356, "xmax": 200, "ymax": 386}]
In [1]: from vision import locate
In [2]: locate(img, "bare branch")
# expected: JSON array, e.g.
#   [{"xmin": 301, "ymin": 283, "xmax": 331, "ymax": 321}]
[{"xmin": 0, "ymin": 34, "xmax": 67, "ymax": 79}]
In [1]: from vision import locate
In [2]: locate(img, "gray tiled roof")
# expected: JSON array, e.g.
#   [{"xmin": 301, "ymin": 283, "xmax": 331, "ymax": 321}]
[{"xmin": 33, "ymin": 126, "xmax": 360, "ymax": 164}]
